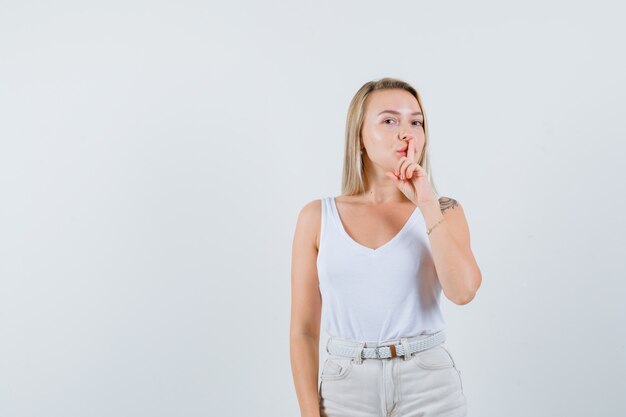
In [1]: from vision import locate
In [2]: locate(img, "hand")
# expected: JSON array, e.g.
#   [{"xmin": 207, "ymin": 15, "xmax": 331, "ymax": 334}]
[{"xmin": 385, "ymin": 138, "xmax": 438, "ymax": 208}]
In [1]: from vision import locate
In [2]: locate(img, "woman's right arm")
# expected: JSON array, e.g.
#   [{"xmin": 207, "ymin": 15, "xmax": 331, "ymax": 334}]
[{"xmin": 290, "ymin": 199, "xmax": 323, "ymax": 417}]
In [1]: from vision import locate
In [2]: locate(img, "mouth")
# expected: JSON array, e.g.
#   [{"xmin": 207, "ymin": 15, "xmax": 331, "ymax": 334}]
[{"xmin": 396, "ymin": 147, "xmax": 408, "ymax": 156}]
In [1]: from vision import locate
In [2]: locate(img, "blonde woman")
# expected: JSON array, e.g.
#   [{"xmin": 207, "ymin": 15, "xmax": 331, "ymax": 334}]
[{"xmin": 290, "ymin": 77, "xmax": 482, "ymax": 417}]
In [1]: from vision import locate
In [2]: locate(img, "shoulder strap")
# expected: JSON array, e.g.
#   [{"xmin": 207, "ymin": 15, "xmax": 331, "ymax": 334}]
[{"xmin": 320, "ymin": 196, "xmax": 335, "ymax": 247}]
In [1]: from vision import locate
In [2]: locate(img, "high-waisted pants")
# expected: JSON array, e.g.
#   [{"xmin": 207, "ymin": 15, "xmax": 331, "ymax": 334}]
[{"xmin": 318, "ymin": 333, "xmax": 468, "ymax": 417}]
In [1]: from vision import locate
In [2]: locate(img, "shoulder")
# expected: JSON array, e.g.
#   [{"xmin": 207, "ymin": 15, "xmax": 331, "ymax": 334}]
[
  {"xmin": 297, "ymin": 198, "xmax": 323, "ymax": 221},
  {"xmin": 294, "ymin": 198, "xmax": 323, "ymax": 251}
]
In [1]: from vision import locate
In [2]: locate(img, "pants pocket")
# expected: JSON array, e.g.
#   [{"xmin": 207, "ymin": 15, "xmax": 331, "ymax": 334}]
[
  {"xmin": 440, "ymin": 344, "xmax": 465, "ymax": 394},
  {"xmin": 320, "ymin": 356, "xmax": 354, "ymax": 381},
  {"xmin": 413, "ymin": 345, "xmax": 455, "ymax": 370}
]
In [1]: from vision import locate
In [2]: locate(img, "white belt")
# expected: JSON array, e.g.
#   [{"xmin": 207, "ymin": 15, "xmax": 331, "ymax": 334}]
[{"xmin": 327, "ymin": 330, "xmax": 446, "ymax": 360}]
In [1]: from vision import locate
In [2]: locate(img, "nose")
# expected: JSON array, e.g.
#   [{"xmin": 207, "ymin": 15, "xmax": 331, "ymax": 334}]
[
  {"xmin": 399, "ymin": 121, "xmax": 416, "ymax": 142},
  {"xmin": 399, "ymin": 130, "xmax": 415, "ymax": 142}
]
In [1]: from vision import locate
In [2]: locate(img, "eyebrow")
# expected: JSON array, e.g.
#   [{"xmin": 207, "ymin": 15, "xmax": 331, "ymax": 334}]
[{"xmin": 378, "ymin": 110, "xmax": 423, "ymax": 117}]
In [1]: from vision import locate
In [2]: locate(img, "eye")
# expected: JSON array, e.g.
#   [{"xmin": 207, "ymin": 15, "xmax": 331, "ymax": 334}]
[
  {"xmin": 383, "ymin": 119, "xmax": 396, "ymax": 124},
  {"xmin": 412, "ymin": 121, "xmax": 423, "ymax": 126}
]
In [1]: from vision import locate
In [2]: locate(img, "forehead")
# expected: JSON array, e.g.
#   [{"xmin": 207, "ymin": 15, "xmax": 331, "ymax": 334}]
[{"xmin": 364, "ymin": 88, "xmax": 422, "ymax": 115}]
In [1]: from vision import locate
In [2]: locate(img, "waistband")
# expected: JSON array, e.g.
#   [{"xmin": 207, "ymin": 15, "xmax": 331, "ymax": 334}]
[{"xmin": 326, "ymin": 330, "xmax": 446, "ymax": 363}]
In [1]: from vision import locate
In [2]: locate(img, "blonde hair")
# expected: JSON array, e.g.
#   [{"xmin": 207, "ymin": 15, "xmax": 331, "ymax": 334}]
[{"xmin": 341, "ymin": 77, "xmax": 439, "ymax": 197}]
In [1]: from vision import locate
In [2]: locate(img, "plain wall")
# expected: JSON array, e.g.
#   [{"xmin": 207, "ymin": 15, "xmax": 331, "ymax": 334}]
[{"xmin": 1, "ymin": 1, "xmax": 625, "ymax": 416}]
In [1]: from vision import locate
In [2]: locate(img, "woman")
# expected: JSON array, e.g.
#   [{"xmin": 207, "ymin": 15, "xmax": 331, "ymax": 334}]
[{"xmin": 290, "ymin": 77, "xmax": 482, "ymax": 417}]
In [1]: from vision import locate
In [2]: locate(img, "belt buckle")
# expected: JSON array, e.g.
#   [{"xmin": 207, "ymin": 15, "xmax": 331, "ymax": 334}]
[
  {"xmin": 389, "ymin": 343, "xmax": 398, "ymax": 359},
  {"xmin": 375, "ymin": 344, "xmax": 398, "ymax": 359}
]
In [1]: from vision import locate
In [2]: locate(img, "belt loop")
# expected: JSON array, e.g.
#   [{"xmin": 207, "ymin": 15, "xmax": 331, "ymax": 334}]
[
  {"xmin": 353, "ymin": 341, "xmax": 365, "ymax": 364},
  {"xmin": 400, "ymin": 337, "xmax": 412, "ymax": 361}
]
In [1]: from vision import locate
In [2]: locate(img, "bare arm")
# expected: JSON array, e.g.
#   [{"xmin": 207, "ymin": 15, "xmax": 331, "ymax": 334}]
[
  {"xmin": 419, "ymin": 197, "xmax": 482, "ymax": 305},
  {"xmin": 290, "ymin": 200, "xmax": 323, "ymax": 417}
]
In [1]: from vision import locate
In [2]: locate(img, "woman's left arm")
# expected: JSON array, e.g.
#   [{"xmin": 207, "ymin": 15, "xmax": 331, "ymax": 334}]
[{"xmin": 419, "ymin": 197, "xmax": 482, "ymax": 305}]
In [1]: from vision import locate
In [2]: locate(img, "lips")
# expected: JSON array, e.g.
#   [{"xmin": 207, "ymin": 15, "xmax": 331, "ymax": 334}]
[{"xmin": 396, "ymin": 146, "xmax": 408, "ymax": 152}]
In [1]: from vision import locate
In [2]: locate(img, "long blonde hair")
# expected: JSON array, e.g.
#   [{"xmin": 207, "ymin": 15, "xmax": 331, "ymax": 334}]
[{"xmin": 341, "ymin": 77, "xmax": 439, "ymax": 197}]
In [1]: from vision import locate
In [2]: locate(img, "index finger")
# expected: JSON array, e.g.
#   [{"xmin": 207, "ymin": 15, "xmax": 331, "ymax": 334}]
[{"xmin": 408, "ymin": 138, "xmax": 416, "ymax": 160}]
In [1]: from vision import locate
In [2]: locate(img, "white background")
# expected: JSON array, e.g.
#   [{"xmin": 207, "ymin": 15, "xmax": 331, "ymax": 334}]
[{"xmin": 1, "ymin": 1, "xmax": 625, "ymax": 416}]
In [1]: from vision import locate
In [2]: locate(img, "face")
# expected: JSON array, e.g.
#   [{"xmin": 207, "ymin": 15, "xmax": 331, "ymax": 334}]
[{"xmin": 360, "ymin": 88, "xmax": 425, "ymax": 173}]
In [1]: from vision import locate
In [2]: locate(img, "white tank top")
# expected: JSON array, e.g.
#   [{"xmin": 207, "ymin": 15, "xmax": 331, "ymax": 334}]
[{"xmin": 317, "ymin": 196, "xmax": 446, "ymax": 342}]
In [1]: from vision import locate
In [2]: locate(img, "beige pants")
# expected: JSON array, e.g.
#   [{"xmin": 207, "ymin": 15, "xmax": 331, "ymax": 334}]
[{"xmin": 318, "ymin": 334, "xmax": 468, "ymax": 417}]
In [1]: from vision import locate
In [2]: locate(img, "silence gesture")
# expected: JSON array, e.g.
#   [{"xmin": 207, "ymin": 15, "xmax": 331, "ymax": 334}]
[{"xmin": 385, "ymin": 138, "xmax": 438, "ymax": 208}]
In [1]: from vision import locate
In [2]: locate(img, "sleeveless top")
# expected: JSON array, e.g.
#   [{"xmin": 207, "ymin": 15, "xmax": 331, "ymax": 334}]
[{"xmin": 317, "ymin": 196, "xmax": 446, "ymax": 343}]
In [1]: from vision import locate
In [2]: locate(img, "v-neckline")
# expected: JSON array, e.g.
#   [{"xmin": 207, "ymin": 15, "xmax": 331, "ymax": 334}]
[{"xmin": 330, "ymin": 197, "xmax": 421, "ymax": 256}]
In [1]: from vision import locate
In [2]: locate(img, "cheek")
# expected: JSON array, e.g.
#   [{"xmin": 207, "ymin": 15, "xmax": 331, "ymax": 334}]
[{"xmin": 366, "ymin": 128, "xmax": 388, "ymax": 143}]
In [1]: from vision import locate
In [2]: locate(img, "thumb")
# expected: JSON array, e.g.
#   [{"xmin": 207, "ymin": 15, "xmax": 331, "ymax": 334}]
[{"xmin": 386, "ymin": 171, "xmax": 411, "ymax": 194}]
